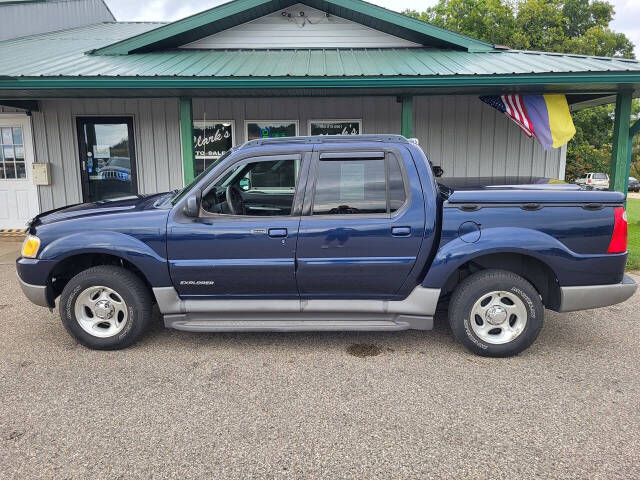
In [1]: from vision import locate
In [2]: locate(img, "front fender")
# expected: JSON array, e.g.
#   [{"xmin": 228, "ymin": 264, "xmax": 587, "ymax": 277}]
[
  {"xmin": 422, "ymin": 227, "xmax": 627, "ymax": 288},
  {"xmin": 39, "ymin": 231, "xmax": 171, "ymax": 287}
]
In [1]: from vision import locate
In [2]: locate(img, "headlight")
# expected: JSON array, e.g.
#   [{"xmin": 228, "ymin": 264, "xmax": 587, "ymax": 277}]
[{"xmin": 21, "ymin": 234, "xmax": 41, "ymax": 258}]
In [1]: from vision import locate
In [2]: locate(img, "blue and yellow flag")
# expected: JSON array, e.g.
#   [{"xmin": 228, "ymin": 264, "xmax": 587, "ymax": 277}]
[{"xmin": 479, "ymin": 94, "xmax": 576, "ymax": 150}]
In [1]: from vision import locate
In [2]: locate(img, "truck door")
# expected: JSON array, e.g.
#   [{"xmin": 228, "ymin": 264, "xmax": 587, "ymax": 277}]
[
  {"xmin": 295, "ymin": 146, "xmax": 426, "ymax": 298},
  {"xmin": 167, "ymin": 151, "xmax": 310, "ymax": 298}
]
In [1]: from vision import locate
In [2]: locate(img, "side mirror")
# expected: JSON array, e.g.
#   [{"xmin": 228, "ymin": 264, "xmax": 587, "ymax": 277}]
[
  {"xmin": 183, "ymin": 194, "xmax": 200, "ymax": 217},
  {"xmin": 432, "ymin": 165, "xmax": 444, "ymax": 178}
]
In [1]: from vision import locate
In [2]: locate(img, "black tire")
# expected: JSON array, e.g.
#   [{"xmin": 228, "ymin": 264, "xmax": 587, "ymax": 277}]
[
  {"xmin": 448, "ymin": 269, "xmax": 544, "ymax": 357},
  {"xmin": 59, "ymin": 265, "xmax": 153, "ymax": 350}
]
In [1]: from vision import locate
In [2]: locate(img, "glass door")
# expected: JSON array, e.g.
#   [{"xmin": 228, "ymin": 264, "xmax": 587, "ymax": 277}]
[{"xmin": 76, "ymin": 117, "xmax": 138, "ymax": 202}]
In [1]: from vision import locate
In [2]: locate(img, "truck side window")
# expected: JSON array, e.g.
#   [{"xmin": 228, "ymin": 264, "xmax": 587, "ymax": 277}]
[
  {"xmin": 201, "ymin": 158, "xmax": 300, "ymax": 216},
  {"xmin": 312, "ymin": 154, "xmax": 406, "ymax": 215}
]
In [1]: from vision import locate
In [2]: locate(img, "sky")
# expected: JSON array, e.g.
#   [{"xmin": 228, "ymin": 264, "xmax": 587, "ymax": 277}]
[{"xmin": 104, "ymin": 0, "xmax": 640, "ymax": 55}]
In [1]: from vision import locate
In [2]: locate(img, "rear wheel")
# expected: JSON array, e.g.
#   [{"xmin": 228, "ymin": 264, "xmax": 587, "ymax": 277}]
[
  {"xmin": 448, "ymin": 269, "xmax": 544, "ymax": 357},
  {"xmin": 59, "ymin": 266, "xmax": 153, "ymax": 350}
]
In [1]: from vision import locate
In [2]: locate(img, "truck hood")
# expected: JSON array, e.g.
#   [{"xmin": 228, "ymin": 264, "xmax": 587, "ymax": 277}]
[{"xmin": 27, "ymin": 193, "xmax": 170, "ymax": 230}]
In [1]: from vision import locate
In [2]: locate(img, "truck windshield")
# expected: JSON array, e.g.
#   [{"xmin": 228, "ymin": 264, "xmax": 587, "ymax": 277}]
[{"xmin": 170, "ymin": 150, "xmax": 234, "ymax": 205}]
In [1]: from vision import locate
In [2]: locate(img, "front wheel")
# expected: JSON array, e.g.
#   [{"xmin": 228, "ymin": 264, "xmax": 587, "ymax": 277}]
[
  {"xmin": 448, "ymin": 270, "xmax": 544, "ymax": 357},
  {"xmin": 59, "ymin": 266, "xmax": 153, "ymax": 350}
]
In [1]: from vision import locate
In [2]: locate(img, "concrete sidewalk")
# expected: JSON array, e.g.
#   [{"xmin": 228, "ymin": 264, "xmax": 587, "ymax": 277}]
[{"xmin": 0, "ymin": 238, "xmax": 21, "ymax": 265}]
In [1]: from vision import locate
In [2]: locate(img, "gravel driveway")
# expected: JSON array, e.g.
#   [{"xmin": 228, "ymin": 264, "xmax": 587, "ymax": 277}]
[{"xmin": 1, "ymin": 247, "xmax": 639, "ymax": 479}]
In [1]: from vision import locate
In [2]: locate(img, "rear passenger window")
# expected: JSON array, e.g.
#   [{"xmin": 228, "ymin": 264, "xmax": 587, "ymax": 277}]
[{"xmin": 312, "ymin": 154, "xmax": 407, "ymax": 215}]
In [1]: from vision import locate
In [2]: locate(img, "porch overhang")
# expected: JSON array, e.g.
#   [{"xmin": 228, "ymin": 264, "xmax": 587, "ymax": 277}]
[{"xmin": 0, "ymin": 73, "xmax": 639, "ymax": 103}]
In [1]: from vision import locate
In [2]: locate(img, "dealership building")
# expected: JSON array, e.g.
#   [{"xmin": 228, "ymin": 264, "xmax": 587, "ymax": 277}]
[{"xmin": 0, "ymin": 0, "xmax": 639, "ymax": 229}]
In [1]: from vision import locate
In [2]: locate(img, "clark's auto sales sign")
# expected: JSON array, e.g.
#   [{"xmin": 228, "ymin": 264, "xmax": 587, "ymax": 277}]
[{"xmin": 193, "ymin": 121, "xmax": 233, "ymax": 160}]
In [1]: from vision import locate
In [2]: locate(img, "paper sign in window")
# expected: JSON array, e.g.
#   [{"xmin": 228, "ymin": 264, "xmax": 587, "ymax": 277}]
[
  {"xmin": 340, "ymin": 163, "xmax": 365, "ymax": 201},
  {"xmin": 93, "ymin": 145, "xmax": 111, "ymax": 159}
]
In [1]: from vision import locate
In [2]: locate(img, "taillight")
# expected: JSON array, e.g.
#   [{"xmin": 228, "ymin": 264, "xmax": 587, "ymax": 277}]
[
  {"xmin": 607, "ymin": 207, "xmax": 628, "ymax": 253},
  {"xmin": 588, "ymin": 178, "xmax": 592, "ymax": 183}
]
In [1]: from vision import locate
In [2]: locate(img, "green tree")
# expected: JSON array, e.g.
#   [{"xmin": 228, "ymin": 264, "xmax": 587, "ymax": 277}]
[
  {"xmin": 406, "ymin": 0, "xmax": 634, "ymax": 57},
  {"xmin": 405, "ymin": 0, "xmax": 516, "ymax": 47},
  {"xmin": 404, "ymin": 0, "xmax": 637, "ymax": 181}
]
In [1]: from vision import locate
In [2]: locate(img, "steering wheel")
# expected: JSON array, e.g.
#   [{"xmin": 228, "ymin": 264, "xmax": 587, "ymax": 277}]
[{"xmin": 225, "ymin": 184, "xmax": 246, "ymax": 215}]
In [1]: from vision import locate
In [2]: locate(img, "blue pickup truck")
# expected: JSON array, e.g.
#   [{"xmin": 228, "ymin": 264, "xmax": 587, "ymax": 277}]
[{"xmin": 16, "ymin": 135, "xmax": 636, "ymax": 357}]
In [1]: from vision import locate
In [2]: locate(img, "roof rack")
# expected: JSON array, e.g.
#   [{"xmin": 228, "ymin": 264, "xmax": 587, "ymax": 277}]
[{"xmin": 243, "ymin": 135, "xmax": 409, "ymax": 148}]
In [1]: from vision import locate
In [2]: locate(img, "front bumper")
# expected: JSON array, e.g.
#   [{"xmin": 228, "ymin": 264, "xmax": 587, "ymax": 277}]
[
  {"xmin": 558, "ymin": 274, "xmax": 637, "ymax": 312},
  {"xmin": 17, "ymin": 273, "xmax": 51, "ymax": 308},
  {"xmin": 16, "ymin": 257, "xmax": 56, "ymax": 308}
]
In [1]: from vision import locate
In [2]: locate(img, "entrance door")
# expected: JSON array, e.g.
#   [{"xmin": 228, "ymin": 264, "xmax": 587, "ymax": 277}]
[
  {"xmin": 0, "ymin": 115, "xmax": 39, "ymax": 229},
  {"xmin": 76, "ymin": 117, "xmax": 138, "ymax": 202}
]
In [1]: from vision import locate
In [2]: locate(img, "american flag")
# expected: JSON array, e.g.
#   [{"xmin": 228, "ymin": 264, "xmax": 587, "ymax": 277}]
[{"xmin": 480, "ymin": 95, "xmax": 535, "ymax": 138}]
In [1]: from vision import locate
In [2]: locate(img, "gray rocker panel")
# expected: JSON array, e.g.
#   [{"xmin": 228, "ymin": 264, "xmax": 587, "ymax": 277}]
[
  {"xmin": 153, "ymin": 285, "xmax": 440, "ymax": 333},
  {"xmin": 153, "ymin": 285, "xmax": 441, "ymax": 317}
]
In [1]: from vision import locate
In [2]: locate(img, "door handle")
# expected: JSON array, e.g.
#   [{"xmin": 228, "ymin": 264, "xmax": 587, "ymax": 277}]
[
  {"xmin": 391, "ymin": 226, "xmax": 411, "ymax": 237},
  {"xmin": 268, "ymin": 228, "xmax": 288, "ymax": 238}
]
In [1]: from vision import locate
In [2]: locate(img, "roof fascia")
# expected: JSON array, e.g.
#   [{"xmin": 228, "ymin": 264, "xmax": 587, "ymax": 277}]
[{"xmin": 2, "ymin": 72, "xmax": 640, "ymax": 90}]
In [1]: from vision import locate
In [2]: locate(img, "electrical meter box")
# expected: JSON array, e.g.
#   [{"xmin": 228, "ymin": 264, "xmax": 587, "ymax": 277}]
[{"xmin": 32, "ymin": 163, "xmax": 51, "ymax": 186}]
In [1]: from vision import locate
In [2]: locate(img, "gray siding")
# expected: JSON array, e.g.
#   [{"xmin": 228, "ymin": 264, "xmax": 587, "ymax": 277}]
[
  {"xmin": 414, "ymin": 96, "xmax": 565, "ymax": 179},
  {"xmin": 30, "ymin": 95, "xmax": 566, "ymax": 211},
  {"xmin": 182, "ymin": 3, "xmax": 419, "ymax": 49},
  {"xmin": 31, "ymin": 98, "xmax": 182, "ymax": 211},
  {"xmin": 193, "ymin": 95, "xmax": 565, "ymax": 179},
  {"xmin": 0, "ymin": 0, "xmax": 114, "ymax": 42},
  {"xmin": 192, "ymin": 96, "xmax": 402, "ymax": 143}
]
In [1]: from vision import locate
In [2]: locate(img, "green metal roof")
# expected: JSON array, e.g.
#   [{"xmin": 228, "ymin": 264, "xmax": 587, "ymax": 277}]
[
  {"xmin": 1, "ymin": 22, "xmax": 639, "ymax": 77},
  {"xmin": 92, "ymin": 0, "xmax": 495, "ymax": 55},
  {"xmin": 0, "ymin": 22, "xmax": 640, "ymax": 97}
]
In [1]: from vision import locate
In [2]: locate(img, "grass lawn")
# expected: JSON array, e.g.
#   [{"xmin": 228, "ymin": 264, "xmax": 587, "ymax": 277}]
[{"xmin": 628, "ymin": 198, "xmax": 640, "ymax": 272}]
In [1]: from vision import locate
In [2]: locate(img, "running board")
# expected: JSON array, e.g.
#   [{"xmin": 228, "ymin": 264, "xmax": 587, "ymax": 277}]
[{"xmin": 164, "ymin": 313, "xmax": 433, "ymax": 332}]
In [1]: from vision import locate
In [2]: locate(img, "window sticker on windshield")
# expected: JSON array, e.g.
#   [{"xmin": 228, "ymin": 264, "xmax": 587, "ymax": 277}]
[{"xmin": 340, "ymin": 163, "xmax": 365, "ymax": 201}]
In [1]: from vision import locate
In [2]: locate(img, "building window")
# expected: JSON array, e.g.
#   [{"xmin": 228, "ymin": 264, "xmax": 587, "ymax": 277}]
[
  {"xmin": 0, "ymin": 126, "xmax": 25, "ymax": 179},
  {"xmin": 193, "ymin": 121, "xmax": 235, "ymax": 176},
  {"xmin": 308, "ymin": 119, "xmax": 362, "ymax": 136},
  {"xmin": 245, "ymin": 121, "xmax": 298, "ymax": 141}
]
